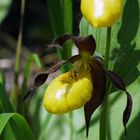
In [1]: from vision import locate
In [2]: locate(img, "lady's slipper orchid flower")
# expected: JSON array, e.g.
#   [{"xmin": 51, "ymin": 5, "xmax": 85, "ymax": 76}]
[
  {"xmin": 24, "ymin": 34, "xmax": 132, "ymax": 137},
  {"xmin": 81, "ymin": 0, "xmax": 122, "ymax": 27}
]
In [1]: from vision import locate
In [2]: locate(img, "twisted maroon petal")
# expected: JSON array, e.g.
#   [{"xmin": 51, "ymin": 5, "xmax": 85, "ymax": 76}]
[
  {"xmin": 73, "ymin": 35, "xmax": 96, "ymax": 55},
  {"xmin": 53, "ymin": 34, "xmax": 73, "ymax": 45},
  {"xmin": 53, "ymin": 34, "xmax": 96, "ymax": 55},
  {"xmin": 123, "ymin": 91, "xmax": 132, "ymax": 136},
  {"xmin": 67, "ymin": 55, "xmax": 81, "ymax": 63},
  {"xmin": 22, "ymin": 60, "xmax": 67, "ymax": 101},
  {"xmin": 106, "ymin": 70, "xmax": 133, "ymax": 136},
  {"xmin": 84, "ymin": 59, "xmax": 106, "ymax": 137}
]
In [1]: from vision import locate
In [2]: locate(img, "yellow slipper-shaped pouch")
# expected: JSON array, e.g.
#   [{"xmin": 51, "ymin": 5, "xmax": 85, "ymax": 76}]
[{"xmin": 44, "ymin": 70, "xmax": 93, "ymax": 114}]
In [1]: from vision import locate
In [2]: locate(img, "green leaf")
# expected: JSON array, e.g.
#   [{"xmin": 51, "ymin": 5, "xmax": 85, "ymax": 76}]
[
  {"xmin": 63, "ymin": 0, "xmax": 73, "ymax": 34},
  {"xmin": 111, "ymin": 0, "xmax": 140, "ymax": 86},
  {"xmin": 47, "ymin": 0, "xmax": 63, "ymax": 36},
  {"xmin": 23, "ymin": 53, "xmax": 42, "ymax": 79},
  {"xmin": 0, "ymin": 83, "xmax": 13, "ymax": 112},
  {"xmin": 22, "ymin": 53, "xmax": 42, "ymax": 96},
  {"xmin": 0, "ymin": 122, "xmax": 16, "ymax": 140},
  {"xmin": 63, "ymin": 0, "xmax": 73, "ymax": 60},
  {"xmin": 108, "ymin": 78, "xmax": 140, "ymax": 140},
  {"xmin": 0, "ymin": 0, "xmax": 12, "ymax": 24},
  {"xmin": 0, "ymin": 113, "xmax": 35, "ymax": 140},
  {"xmin": 79, "ymin": 17, "xmax": 89, "ymax": 36},
  {"xmin": 0, "ymin": 113, "xmax": 13, "ymax": 134},
  {"xmin": 47, "ymin": 0, "xmax": 73, "ymax": 72},
  {"xmin": 0, "ymin": 72, "xmax": 5, "ymax": 85},
  {"xmin": 38, "ymin": 113, "xmax": 52, "ymax": 140},
  {"xmin": 28, "ymin": 85, "xmax": 46, "ymax": 139}
]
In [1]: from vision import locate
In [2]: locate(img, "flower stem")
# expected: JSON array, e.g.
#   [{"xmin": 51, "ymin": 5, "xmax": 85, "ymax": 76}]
[
  {"xmin": 104, "ymin": 27, "xmax": 111, "ymax": 68},
  {"xmin": 69, "ymin": 112, "xmax": 74, "ymax": 140},
  {"xmin": 100, "ymin": 27, "xmax": 111, "ymax": 140},
  {"xmin": 47, "ymin": 0, "xmax": 73, "ymax": 139},
  {"xmin": 11, "ymin": 0, "xmax": 25, "ymax": 110},
  {"xmin": 63, "ymin": 1, "xmax": 74, "ymax": 139}
]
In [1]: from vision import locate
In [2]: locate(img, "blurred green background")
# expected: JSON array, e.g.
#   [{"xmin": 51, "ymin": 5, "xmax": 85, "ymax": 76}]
[{"xmin": 0, "ymin": 0, "xmax": 140, "ymax": 140}]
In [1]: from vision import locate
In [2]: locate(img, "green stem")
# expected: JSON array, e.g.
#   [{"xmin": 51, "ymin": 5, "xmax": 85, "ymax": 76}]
[
  {"xmin": 100, "ymin": 27, "xmax": 111, "ymax": 140},
  {"xmin": 61, "ymin": 0, "xmax": 73, "ymax": 72},
  {"xmin": 11, "ymin": 0, "xmax": 25, "ymax": 110},
  {"xmin": 47, "ymin": 0, "xmax": 73, "ymax": 138},
  {"xmin": 47, "ymin": 0, "xmax": 73, "ymax": 72},
  {"xmin": 69, "ymin": 112, "xmax": 74, "ymax": 140},
  {"xmin": 63, "ymin": 0, "xmax": 73, "ymax": 58},
  {"xmin": 104, "ymin": 28, "xmax": 111, "ymax": 68},
  {"xmin": 63, "ymin": 1, "xmax": 74, "ymax": 139}
]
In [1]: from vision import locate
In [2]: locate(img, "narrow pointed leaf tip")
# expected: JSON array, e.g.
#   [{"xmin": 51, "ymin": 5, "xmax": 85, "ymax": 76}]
[
  {"xmin": 106, "ymin": 70, "xmax": 133, "ymax": 136},
  {"xmin": 84, "ymin": 59, "xmax": 106, "ymax": 137},
  {"xmin": 53, "ymin": 34, "xmax": 96, "ymax": 55}
]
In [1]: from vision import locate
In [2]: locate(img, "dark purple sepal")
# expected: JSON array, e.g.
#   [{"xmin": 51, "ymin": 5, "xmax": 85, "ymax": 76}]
[
  {"xmin": 52, "ymin": 34, "xmax": 96, "ymax": 55},
  {"xmin": 21, "ymin": 72, "xmax": 49, "ymax": 101},
  {"xmin": 49, "ymin": 60, "xmax": 66, "ymax": 73},
  {"xmin": 106, "ymin": 70, "xmax": 133, "ymax": 136},
  {"xmin": 105, "ymin": 70, "xmax": 126, "ymax": 90},
  {"xmin": 123, "ymin": 91, "xmax": 132, "ymax": 136},
  {"xmin": 67, "ymin": 55, "xmax": 81, "ymax": 63},
  {"xmin": 84, "ymin": 59, "xmax": 106, "ymax": 137},
  {"xmin": 34, "ymin": 73, "xmax": 49, "ymax": 87},
  {"xmin": 22, "ymin": 60, "xmax": 67, "ymax": 101},
  {"xmin": 73, "ymin": 35, "xmax": 96, "ymax": 55},
  {"xmin": 34, "ymin": 60, "xmax": 66, "ymax": 87},
  {"xmin": 53, "ymin": 34, "xmax": 72, "ymax": 45}
]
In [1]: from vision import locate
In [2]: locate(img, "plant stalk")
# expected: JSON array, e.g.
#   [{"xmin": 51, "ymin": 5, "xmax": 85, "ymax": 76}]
[
  {"xmin": 104, "ymin": 28, "xmax": 112, "ymax": 68},
  {"xmin": 11, "ymin": 0, "xmax": 25, "ymax": 110},
  {"xmin": 100, "ymin": 27, "xmax": 111, "ymax": 140},
  {"xmin": 69, "ymin": 112, "xmax": 74, "ymax": 140},
  {"xmin": 63, "ymin": 1, "xmax": 74, "ymax": 139},
  {"xmin": 47, "ymin": 0, "xmax": 73, "ymax": 139}
]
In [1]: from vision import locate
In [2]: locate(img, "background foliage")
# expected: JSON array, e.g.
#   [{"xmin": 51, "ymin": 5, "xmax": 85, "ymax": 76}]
[{"xmin": 0, "ymin": 0, "xmax": 140, "ymax": 140}]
